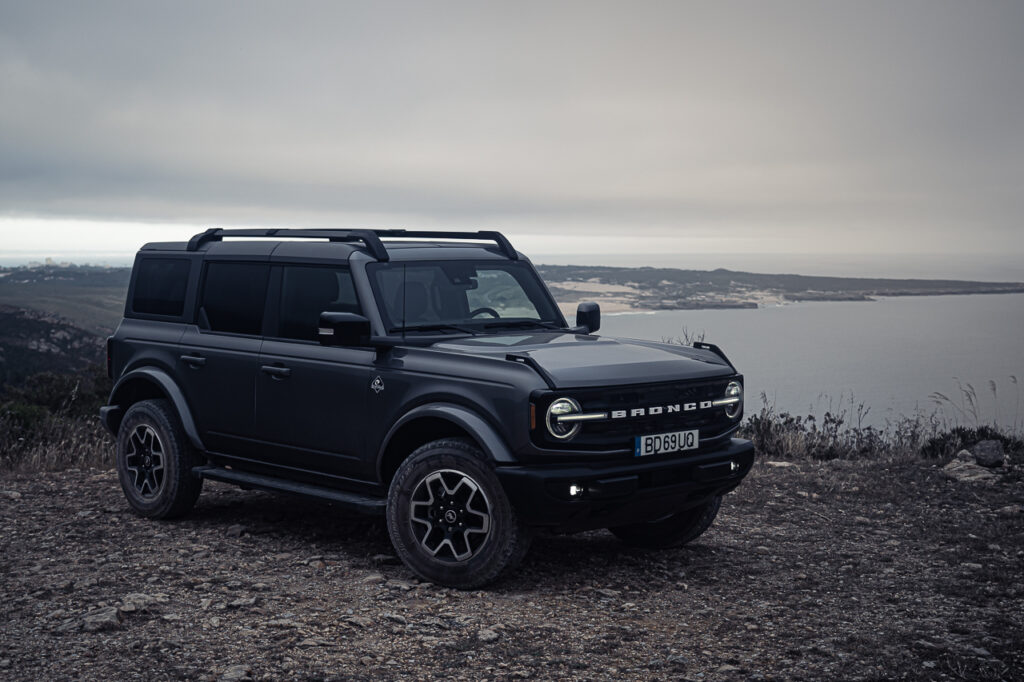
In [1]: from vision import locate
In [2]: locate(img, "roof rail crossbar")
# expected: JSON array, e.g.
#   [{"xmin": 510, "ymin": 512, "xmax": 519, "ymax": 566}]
[
  {"xmin": 370, "ymin": 230, "xmax": 518, "ymax": 260},
  {"xmin": 185, "ymin": 228, "xmax": 517, "ymax": 261},
  {"xmin": 186, "ymin": 228, "xmax": 389, "ymax": 260}
]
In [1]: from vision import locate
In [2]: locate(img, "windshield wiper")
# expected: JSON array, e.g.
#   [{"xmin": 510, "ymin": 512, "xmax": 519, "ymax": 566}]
[
  {"xmin": 389, "ymin": 323, "xmax": 480, "ymax": 335},
  {"xmin": 482, "ymin": 320, "xmax": 565, "ymax": 331}
]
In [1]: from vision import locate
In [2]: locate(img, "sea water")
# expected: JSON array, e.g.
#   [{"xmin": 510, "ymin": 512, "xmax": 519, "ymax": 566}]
[{"xmin": 600, "ymin": 293, "xmax": 1024, "ymax": 431}]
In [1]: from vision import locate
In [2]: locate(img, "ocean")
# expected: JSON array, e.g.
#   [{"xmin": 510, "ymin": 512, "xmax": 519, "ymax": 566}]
[{"xmin": 599, "ymin": 293, "xmax": 1024, "ymax": 431}]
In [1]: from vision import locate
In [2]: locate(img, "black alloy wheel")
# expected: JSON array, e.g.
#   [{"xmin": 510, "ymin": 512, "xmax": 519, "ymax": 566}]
[
  {"xmin": 387, "ymin": 438, "xmax": 531, "ymax": 589},
  {"xmin": 116, "ymin": 399, "xmax": 203, "ymax": 519}
]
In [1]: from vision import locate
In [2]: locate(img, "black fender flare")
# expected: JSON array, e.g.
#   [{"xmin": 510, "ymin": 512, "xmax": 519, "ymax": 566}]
[
  {"xmin": 105, "ymin": 367, "xmax": 204, "ymax": 451},
  {"xmin": 377, "ymin": 402, "xmax": 515, "ymax": 480}
]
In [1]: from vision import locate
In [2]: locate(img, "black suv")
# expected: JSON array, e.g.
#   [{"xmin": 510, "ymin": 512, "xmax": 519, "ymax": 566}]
[{"xmin": 101, "ymin": 228, "xmax": 754, "ymax": 588}]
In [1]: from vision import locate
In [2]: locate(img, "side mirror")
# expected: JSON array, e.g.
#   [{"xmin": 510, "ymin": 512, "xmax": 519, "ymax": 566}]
[
  {"xmin": 575, "ymin": 301, "xmax": 601, "ymax": 334},
  {"xmin": 318, "ymin": 312, "xmax": 371, "ymax": 347}
]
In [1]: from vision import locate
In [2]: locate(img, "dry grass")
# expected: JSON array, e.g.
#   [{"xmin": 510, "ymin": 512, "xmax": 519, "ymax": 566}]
[
  {"xmin": 0, "ymin": 411, "xmax": 111, "ymax": 472},
  {"xmin": 0, "ymin": 366, "xmax": 113, "ymax": 473}
]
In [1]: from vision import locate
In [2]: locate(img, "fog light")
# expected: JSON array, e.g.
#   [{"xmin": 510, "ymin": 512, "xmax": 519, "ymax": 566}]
[{"xmin": 568, "ymin": 483, "xmax": 585, "ymax": 497}]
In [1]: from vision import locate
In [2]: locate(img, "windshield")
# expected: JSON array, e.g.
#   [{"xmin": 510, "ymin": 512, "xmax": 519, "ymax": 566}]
[{"xmin": 367, "ymin": 260, "xmax": 564, "ymax": 333}]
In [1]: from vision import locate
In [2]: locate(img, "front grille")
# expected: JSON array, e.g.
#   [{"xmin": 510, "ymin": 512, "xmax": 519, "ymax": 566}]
[{"xmin": 533, "ymin": 377, "xmax": 742, "ymax": 452}]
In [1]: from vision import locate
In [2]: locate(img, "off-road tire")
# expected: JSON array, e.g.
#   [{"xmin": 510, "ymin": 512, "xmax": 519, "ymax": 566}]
[
  {"xmin": 116, "ymin": 399, "xmax": 203, "ymax": 519},
  {"xmin": 387, "ymin": 438, "xmax": 531, "ymax": 589},
  {"xmin": 610, "ymin": 495, "xmax": 722, "ymax": 548}
]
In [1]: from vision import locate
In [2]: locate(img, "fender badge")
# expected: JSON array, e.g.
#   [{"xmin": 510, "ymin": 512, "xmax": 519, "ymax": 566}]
[
  {"xmin": 730, "ymin": 461, "xmax": 740, "ymax": 472},
  {"xmin": 371, "ymin": 376, "xmax": 385, "ymax": 394}
]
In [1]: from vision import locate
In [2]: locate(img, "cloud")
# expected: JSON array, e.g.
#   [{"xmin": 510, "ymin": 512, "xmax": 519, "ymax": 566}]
[{"xmin": 1, "ymin": 1, "xmax": 1023, "ymax": 255}]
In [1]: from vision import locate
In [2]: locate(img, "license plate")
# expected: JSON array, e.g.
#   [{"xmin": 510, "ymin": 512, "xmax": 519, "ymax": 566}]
[{"xmin": 635, "ymin": 429, "xmax": 699, "ymax": 457}]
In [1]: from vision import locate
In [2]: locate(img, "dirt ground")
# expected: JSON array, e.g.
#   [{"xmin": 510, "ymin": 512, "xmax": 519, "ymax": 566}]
[{"xmin": 1, "ymin": 458, "xmax": 1022, "ymax": 681}]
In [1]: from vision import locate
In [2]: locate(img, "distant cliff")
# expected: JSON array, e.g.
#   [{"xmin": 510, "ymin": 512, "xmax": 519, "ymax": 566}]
[{"xmin": 536, "ymin": 264, "xmax": 1024, "ymax": 311}]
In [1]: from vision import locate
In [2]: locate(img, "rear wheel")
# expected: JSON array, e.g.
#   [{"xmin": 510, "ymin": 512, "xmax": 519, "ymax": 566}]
[
  {"xmin": 387, "ymin": 438, "xmax": 531, "ymax": 589},
  {"xmin": 609, "ymin": 495, "xmax": 722, "ymax": 548},
  {"xmin": 116, "ymin": 399, "xmax": 203, "ymax": 519}
]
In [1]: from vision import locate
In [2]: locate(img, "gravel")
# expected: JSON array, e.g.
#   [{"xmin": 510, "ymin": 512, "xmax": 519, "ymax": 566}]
[{"xmin": 1, "ymin": 459, "xmax": 1022, "ymax": 680}]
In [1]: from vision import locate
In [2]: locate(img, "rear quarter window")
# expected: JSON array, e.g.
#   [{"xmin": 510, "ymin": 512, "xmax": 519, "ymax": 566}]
[{"xmin": 131, "ymin": 258, "xmax": 191, "ymax": 316}]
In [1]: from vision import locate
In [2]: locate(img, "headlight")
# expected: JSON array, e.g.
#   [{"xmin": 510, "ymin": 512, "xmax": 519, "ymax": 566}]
[
  {"xmin": 723, "ymin": 381, "xmax": 742, "ymax": 419},
  {"xmin": 546, "ymin": 397, "xmax": 582, "ymax": 440}
]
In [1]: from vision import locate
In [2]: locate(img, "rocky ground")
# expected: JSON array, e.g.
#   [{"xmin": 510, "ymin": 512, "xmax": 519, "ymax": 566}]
[{"xmin": 1, "ymin": 457, "xmax": 1023, "ymax": 681}]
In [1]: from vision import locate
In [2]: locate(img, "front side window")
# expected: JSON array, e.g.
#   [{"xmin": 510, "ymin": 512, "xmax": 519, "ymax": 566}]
[
  {"xmin": 199, "ymin": 262, "xmax": 270, "ymax": 335},
  {"xmin": 367, "ymin": 260, "xmax": 561, "ymax": 333},
  {"xmin": 132, "ymin": 258, "xmax": 190, "ymax": 316},
  {"xmin": 277, "ymin": 265, "xmax": 361, "ymax": 341}
]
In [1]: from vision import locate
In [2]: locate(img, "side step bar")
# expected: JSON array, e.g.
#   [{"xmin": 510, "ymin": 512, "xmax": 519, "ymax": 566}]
[{"xmin": 192, "ymin": 466, "xmax": 386, "ymax": 516}]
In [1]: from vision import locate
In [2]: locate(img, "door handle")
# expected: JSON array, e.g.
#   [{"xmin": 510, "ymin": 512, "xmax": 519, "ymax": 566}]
[
  {"xmin": 261, "ymin": 365, "xmax": 292, "ymax": 379},
  {"xmin": 180, "ymin": 354, "xmax": 207, "ymax": 368}
]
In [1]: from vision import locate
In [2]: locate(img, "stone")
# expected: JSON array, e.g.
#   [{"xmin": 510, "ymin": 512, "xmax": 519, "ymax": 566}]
[
  {"xmin": 372, "ymin": 554, "xmax": 401, "ymax": 565},
  {"xmin": 0, "ymin": 490, "xmax": 22, "ymax": 500},
  {"xmin": 122, "ymin": 593, "xmax": 166, "ymax": 612},
  {"xmin": 383, "ymin": 612, "xmax": 408, "ymax": 625},
  {"xmin": 265, "ymin": 618, "xmax": 299, "ymax": 628},
  {"xmin": 219, "ymin": 664, "xmax": 252, "ymax": 681},
  {"xmin": 717, "ymin": 664, "xmax": 741, "ymax": 673},
  {"xmin": 298, "ymin": 638, "xmax": 329, "ymax": 647},
  {"xmin": 360, "ymin": 573, "xmax": 385, "ymax": 584},
  {"xmin": 225, "ymin": 524, "xmax": 247, "ymax": 538},
  {"xmin": 595, "ymin": 588, "xmax": 620, "ymax": 598},
  {"xmin": 972, "ymin": 440, "xmax": 1004, "ymax": 468},
  {"xmin": 478, "ymin": 628, "xmax": 500, "ymax": 643},
  {"xmin": 765, "ymin": 461, "xmax": 796, "ymax": 468},
  {"xmin": 996, "ymin": 504, "xmax": 1023, "ymax": 516},
  {"xmin": 82, "ymin": 606, "xmax": 122, "ymax": 632},
  {"xmin": 943, "ymin": 453, "xmax": 999, "ymax": 483},
  {"xmin": 228, "ymin": 597, "xmax": 257, "ymax": 608},
  {"xmin": 345, "ymin": 615, "xmax": 373, "ymax": 628}
]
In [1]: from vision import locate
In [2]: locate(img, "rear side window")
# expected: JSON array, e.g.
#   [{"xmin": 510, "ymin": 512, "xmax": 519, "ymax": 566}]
[
  {"xmin": 277, "ymin": 265, "xmax": 361, "ymax": 341},
  {"xmin": 199, "ymin": 262, "xmax": 270, "ymax": 335},
  {"xmin": 132, "ymin": 258, "xmax": 190, "ymax": 316}
]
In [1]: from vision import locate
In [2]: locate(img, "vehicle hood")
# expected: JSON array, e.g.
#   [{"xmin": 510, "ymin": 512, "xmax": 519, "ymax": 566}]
[{"xmin": 429, "ymin": 332, "xmax": 735, "ymax": 388}]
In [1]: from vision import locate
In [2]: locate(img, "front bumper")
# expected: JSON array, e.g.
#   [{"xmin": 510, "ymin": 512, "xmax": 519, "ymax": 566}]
[{"xmin": 496, "ymin": 438, "xmax": 755, "ymax": 532}]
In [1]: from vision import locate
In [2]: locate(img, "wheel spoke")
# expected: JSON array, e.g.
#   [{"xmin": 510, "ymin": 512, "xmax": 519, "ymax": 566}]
[
  {"xmin": 408, "ymin": 469, "xmax": 492, "ymax": 563},
  {"xmin": 122, "ymin": 424, "xmax": 166, "ymax": 500}
]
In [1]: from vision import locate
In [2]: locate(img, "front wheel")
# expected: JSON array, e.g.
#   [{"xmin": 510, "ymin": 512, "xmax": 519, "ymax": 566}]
[
  {"xmin": 609, "ymin": 495, "xmax": 722, "ymax": 548},
  {"xmin": 386, "ymin": 439, "xmax": 531, "ymax": 589}
]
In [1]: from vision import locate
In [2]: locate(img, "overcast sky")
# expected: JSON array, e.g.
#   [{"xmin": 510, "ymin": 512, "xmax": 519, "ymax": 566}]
[{"xmin": 1, "ymin": 1, "xmax": 1022, "ymax": 265}]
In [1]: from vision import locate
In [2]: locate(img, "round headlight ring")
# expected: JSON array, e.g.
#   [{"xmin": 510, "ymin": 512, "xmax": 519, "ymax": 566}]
[
  {"xmin": 546, "ymin": 397, "xmax": 582, "ymax": 440},
  {"xmin": 724, "ymin": 381, "xmax": 743, "ymax": 419}
]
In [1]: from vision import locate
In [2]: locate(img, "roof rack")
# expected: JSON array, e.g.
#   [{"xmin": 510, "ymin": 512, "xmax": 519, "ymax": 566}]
[{"xmin": 186, "ymin": 228, "xmax": 518, "ymax": 262}]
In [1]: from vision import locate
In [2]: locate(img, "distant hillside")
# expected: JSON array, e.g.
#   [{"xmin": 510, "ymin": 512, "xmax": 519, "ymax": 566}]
[
  {"xmin": 0, "ymin": 305, "xmax": 104, "ymax": 386},
  {"xmin": 536, "ymin": 264, "xmax": 1024, "ymax": 311},
  {"xmin": 1, "ymin": 261, "xmax": 1022, "ymax": 347},
  {"xmin": 0, "ymin": 264, "xmax": 130, "ymax": 334}
]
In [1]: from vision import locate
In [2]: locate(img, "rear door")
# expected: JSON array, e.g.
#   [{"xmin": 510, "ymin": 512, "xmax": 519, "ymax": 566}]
[
  {"xmin": 255, "ymin": 263, "xmax": 375, "ymax": 483},
  {"xmin": 177, "ymin": 261, "xmax": 270, "ymax": 458}
]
